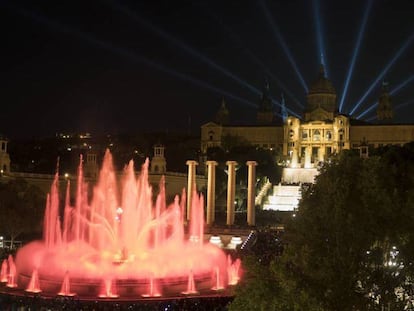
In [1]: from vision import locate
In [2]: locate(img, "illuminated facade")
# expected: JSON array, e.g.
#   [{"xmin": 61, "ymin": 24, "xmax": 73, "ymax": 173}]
[
  {"xmin": 284, "ymin": 65, "xmax": 351, "ymax": 168},
  {"xmin": 201, "ymin": 65, "xmax": 414, "ymax": 168}
]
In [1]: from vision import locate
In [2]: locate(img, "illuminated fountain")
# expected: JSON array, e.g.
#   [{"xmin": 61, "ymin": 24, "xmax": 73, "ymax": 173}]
[{"xmin": 11, "ymin": 150, "xmax": 240, "ymax": 299}]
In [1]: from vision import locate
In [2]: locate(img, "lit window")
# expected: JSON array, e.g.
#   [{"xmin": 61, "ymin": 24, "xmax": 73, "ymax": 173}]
[
  {"xmin": 326, "ymin": 131, "xmax": 332, "ymax": 140},
  {"xmin": 339, "ymin": 129, "xmax": 344, "ymax": 141},
  {"xmin": 301, "ymin": 147, "xmax": 306, "ymax": 157},
  {"xmin": 302, "ymin": 130, "xmax": 308, "ymax": 140},
  {"xmin": 208, "ymin": 131, "xmax": 214, "ymax": 141},
  {"xmin": 313, "ymin": 129, "xmax": 321, "ymax": 141}
]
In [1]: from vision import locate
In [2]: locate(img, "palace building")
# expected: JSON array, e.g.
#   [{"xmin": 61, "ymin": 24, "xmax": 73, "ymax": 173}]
[{"xmin": 201, "ymin": 65, "xmax": 414, "ymax": 170}]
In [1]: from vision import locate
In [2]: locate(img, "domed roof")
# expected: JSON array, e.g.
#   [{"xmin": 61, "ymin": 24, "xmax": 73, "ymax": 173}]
[{"xmin": 308, "ymin": 65, "xmax": 336, "ymax": 95}]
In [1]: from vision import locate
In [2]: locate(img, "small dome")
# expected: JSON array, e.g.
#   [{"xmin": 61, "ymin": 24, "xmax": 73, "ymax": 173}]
[
  {"xmin": 308, "ymin": 65, "xmax": 336, "ymax": 95},
  {"xmin": 305, "ymin": 64, "xmax": 338, "ymax": 120}
]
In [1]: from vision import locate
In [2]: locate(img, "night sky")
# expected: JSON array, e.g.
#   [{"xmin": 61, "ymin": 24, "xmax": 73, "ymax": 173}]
[{"xmin": 1, "ymin": 0, "xmax": 413, "ymax": 138}]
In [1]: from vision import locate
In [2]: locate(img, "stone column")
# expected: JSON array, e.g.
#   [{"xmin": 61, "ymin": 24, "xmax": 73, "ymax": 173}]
[
  {"xmin": 304, "ymin": 146, "xmax": 312, "ymax": 168},
  {"xmin": 226, "ymin": 161, "xmax": 237, "ymax": 226},
  {"xmin": 186, "ymin": 160, "xmax": 198, "ymax": 221},
  {"xmin": 246, "ymin": 161, "xmax": 257, "ymax": 226},
  {"xmin": 291, "ymin": 148, "xmax": 298, "ymax": 168},
  {"xmin": 206, "ymin": 161, "xmax": 218, "ymax": 225}
]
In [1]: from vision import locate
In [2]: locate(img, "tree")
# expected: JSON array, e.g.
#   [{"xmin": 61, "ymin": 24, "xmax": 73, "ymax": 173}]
[
  {"xmin": 230, "ymin": 231, "xmax": 322, "ymax": 311},
  {"xmin": 0, "ymin": 178, "xmax": 45, "ymax": 247},
  {"xmin": 278, "ymin": 146, "xmax": 414, "ymax": 310},
  {"xmin": 231, "ymin": 143, "xmax": 414, "ymax": 310},
  {"xmin": 229, "ymin": 255, "xmax": 288, "ymax": 311}
]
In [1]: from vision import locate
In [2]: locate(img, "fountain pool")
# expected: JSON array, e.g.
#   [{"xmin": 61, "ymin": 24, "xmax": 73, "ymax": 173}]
[{"xmin": 0, "ymin": 150, "xmax": 241, "ymax": 299}]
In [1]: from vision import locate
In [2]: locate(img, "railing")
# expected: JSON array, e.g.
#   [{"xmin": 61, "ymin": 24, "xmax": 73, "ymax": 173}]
[
  {"xmin": 240, "ymin": 230, "xmax": 257, "ymax": 250},
  {"xmin": 8, "ymin": 171, "xmax": 206, "ymax": 179},
  {"xmin": 0, "ymin": 239, "xmax": 22, "ymax": 249},
  {"xmin": 255, "ymin": 178, "xmax": 272, "ymax": 206},
  {"xmin": 9, "ymin": 172, "xmax": 55, "ymax": 179}
]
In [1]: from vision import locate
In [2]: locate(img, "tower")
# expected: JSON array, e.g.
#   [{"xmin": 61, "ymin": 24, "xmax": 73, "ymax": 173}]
[
  {"xmin": 84, "ymin": 152, "xmax": 99, "ymax": 179},
  {"xmin": 376, "ymin": 81, "xmax": 393, "ymax": 122},
  {"xmin": 150, "ymin": 144, "xmax": 166, "ymax": 174},
  {"xmin": 214, "ymin": 97, "xmax": 229, "ymax": 125},
  {"xmin": 256, "ymin": 78, "xmax": 274, "ymax": 124},
  {"xmin": 280, "ymin": 93, "xmax": 288, "ymax": 123},
  {"xmin": 0, "ymin": 135, "xmax": 11, "ymax": 174}
]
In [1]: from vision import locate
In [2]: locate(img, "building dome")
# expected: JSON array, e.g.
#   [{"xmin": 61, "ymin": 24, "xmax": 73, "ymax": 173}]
[
  {"xmin": 308, "ymin": 65, "xmax": 336, "ymax": 95},
  {"xmin": 305, "ymin": 64, "xmax": 337, "ymax": 121}
]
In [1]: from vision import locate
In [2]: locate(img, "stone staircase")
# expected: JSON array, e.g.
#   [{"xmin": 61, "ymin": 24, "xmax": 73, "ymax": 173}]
[{"xmin": 263, "ymin": 183, "xmax": 301, "ymax": 211}]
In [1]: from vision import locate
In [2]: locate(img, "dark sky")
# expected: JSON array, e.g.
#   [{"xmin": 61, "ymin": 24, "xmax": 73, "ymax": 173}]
[{"xmin": 1, "ymin": 0, "xmax": 413, "ymax": 138}]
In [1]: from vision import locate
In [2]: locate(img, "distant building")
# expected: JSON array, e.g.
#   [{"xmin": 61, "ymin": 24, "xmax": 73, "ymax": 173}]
[
  {"xmin": 0, "ymin": 135, "xmax": 11, "ymax": 174},
  {"xmin": 201, "ymin": 65, "xmax": 414, "ymax": 170},
  {"xmin": 84, "ymin": 152, "xmax": 99, "ymax": 179},
  {"xmin": 1, "ymin": 141, "xmax": 206, "ymax": 204},
  {"xmin": 150, "ymin": 144, "xmax": 167, "ymax": 174}
]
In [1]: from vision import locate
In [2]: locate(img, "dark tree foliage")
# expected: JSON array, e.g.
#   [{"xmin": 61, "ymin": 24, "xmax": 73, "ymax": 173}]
[
  {"xmin": 230, "ymin": 230, "xmax": 321, "ymax": 311},
  {"xmin": 231, "ymin": 142, "xmax": 414, "ymax": 311},
  {"xmin": 206, "ymin": 143, "xmax": 282, "ymax": 220},
  {"xmin": 0, "ymin": 178, "xmax": 45, "ymax": 246},
  {"xmin": 206, "ymin": 143, "xmax": 282, "ymax": 198}
]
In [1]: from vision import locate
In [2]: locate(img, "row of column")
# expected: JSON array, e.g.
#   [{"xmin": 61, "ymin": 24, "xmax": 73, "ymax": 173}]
[{"xmin": 186, "ymin": 160, "xmax": 257, "ymax": 226}]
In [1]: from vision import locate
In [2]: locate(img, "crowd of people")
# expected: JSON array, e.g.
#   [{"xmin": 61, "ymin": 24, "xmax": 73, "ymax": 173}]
[{"xmin": 0, "ymin": 292, "xmax": 233, "ymax": 310}]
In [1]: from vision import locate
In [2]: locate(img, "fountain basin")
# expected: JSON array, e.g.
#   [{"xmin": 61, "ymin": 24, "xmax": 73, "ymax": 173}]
[{"xmin": 9, "ymin": 151, "xmax": 240, "ymax": 299}]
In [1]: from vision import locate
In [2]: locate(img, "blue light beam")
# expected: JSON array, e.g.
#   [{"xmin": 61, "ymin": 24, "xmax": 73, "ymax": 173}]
[
  {"xmin": 349, "ymin": 32, "xmax": 414, "ymax": 116},
  {"xmin": 194, "ymin": 1, "xmax": 304, "ymax": 110},
  {"xmin": 259, "ymin": 0, "xmax": 308, "ymax": 93},
  {"xmin": 390, "ymin": 75, "xmax": 414, "ymax": 96},
  {"xmin": 357, "ymin": 74, "xmax": 414, "ymax": 119},
  {"xmin": 106, "ymin": 0, "xmax": 263, "ymax": 98},
  {"xmin": 247, "ymin": 51, "xmax": 304, "ymax": 109},
  {"xmin": 5, "ymin": 3, "xmax": 257, "ymax": 110},
  {"xmin": 339, "ymin": 0, "xmax": 373, "ymax": 112},
  {"xmin": 313, "ymin": 0, "xmax": 329, "ymax": 77},
  {"xmin": 394, "ymin": 99, "xmax": 414, "ymax": 112}
]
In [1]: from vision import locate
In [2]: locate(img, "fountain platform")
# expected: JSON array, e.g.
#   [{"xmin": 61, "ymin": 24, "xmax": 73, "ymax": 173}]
[{"xmin": 0, "ymin": 150, "xmax": 241, "ymax": 302}]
